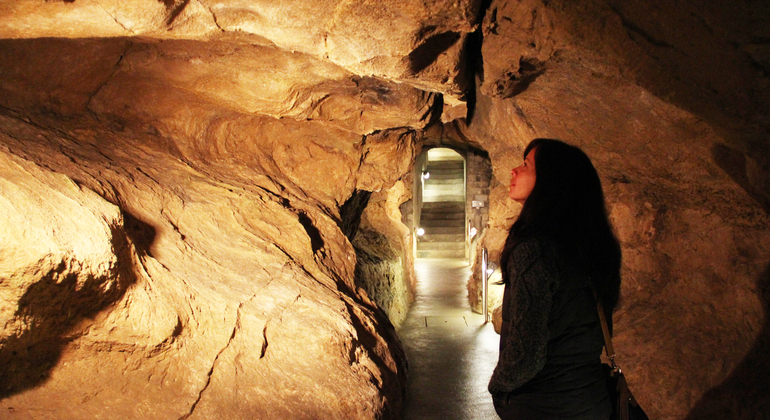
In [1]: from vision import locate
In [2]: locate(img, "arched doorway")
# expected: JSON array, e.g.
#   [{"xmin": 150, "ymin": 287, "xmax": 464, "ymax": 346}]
[{"xmin": 415, "ymin": 148, "xmax": 466, "ymax": 258}]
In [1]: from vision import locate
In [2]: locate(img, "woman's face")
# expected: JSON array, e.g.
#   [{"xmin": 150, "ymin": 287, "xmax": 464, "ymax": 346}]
[{"xmin": 509, "ymin": 147, "xmax": 537, "ymax": 203}]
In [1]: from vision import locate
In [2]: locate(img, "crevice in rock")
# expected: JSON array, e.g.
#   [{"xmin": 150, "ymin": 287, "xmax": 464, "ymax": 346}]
[
  {"xmin": 426, "ymin": 93, "xmax": 445, "ymax": 126},
  {"xmin": 744, "ymin": 37, "xmax": 770, "ymax": 77},
  {"xmin": 121, "ymin": 209, "xmax": 157, "ymax": 257},
  {"xmin": 202, "ymin": 2, "xmax": 224, "ymax": 31},
  {"xmin": 164, "ymin": 0, "xmax": 191, "ymax": 27},
  {"xmin": 512, "ymin": 100, "xmax": 535, "ymax": 129},
  {"xmin": 260, "ymin": 325, "xmax": 268, "ymax": 359},
  {"xmin": 712, "ymin": 143, "xmax": 770, "ymax": 213},
  {"xmin": 493, "ymin": 56, "xmax": 546, "ymax": 98},
  {"xmin": 271, "ymin": 242, "xmax": 320, "ymax": 285},
  {"xmin": 134, "ymin": 165, "xmax": 157, "ymax": 183},
  {"xmin": 142, "ymin": 316, "xmax": 184, "ymax": 357},
  {"xmin": 179, "ymin": 295, "xmax": 251, "ymax": 420},
  {"xmin": 609, "ymin": 5, "xmax": 674, "ymax": 49},
  {"xmin": 296, "ymin": 211, "xmax": 325, "ymax": 254},
  {"xmin": 93, "ymin": 1, "xmax": 134, "ymax": 34},
  {"xmin": 339, "ymin": 189, "xmax": 372, "ymax": 241},
  {"xmin": 406, "ymin": 31, "xmax": 462, "ymax": 75},
  {"xmin": 86, "ymin": 42, "xmax": 133, "ymax": 120},
  {"xmin": 259, "ymin": 293, "xmax": 301, "ymax": 361},
  {"xmin": 340, "ymin": 297, "xmax": 406, "ymax": 418},
  {"xmin": 464, "ymin": 0, "xmax": 493, "ymax": 122}
]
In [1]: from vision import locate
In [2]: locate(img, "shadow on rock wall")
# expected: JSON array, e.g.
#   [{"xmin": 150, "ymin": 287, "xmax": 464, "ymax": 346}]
[
  {"xmin": 685, "ymin": 263, "xmax": 770, "ymax": 419},
  {"xmin": 712, "ymin": 144, "xmax": 770, "ymax": 213},
  {"xmin": 0, "ymin": 210, "xmax": 149, "ymax": 399}
]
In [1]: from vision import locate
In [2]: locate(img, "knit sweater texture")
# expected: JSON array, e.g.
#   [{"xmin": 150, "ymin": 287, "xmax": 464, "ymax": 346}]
[{"xmin": 488, "ymin": 237, "xmax": 611, "ymax": 419}]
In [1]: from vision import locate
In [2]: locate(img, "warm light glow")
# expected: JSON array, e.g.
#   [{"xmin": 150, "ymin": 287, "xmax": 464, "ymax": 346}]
[
  {"xmin": 486, "ymin": 262, "xmax": 498, "ymax": 276},
  {"xmin": 469, "ymin": 227, "xmax": 477, "ymax": 238},
  {"xmin": 421, "ymin": 171, "xmax": 430, "ymax": 180},
  {"xmin": 416, "ymin": 227, "xmax": 425, "ymax": 236}
]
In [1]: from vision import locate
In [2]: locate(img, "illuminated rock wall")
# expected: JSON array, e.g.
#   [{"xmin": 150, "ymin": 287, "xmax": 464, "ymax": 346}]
[{"xmin": 0, "ymin": 1, "xmax": 768, "ymax": 419}]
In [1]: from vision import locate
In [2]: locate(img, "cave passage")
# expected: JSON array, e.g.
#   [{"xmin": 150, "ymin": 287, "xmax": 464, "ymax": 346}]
[
  {"xmin": 399, "ymin": 258, "xmax": 499, "ymax": 419},
  {"xmin": 2, "ymin": 0, "xmax": 769, "ymax": 418},
  {"xmin": 415, "ymin": 148, "xmax": 468, "ymax": 259}
]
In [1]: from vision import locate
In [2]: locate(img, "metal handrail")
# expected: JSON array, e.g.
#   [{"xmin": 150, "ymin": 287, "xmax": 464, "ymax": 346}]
[{"xmin": 482, "ymin": 248, "xmax": 489, "ymax": 323}]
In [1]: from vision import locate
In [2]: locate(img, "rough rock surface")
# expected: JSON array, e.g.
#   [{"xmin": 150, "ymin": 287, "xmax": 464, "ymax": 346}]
[
  {"xmin": 0, "ymin": 0, "xmax": 481, "ymax": 105},
  {"xmin": 0, "ymin": 107, "xmax": 411, "ymax": 418},
  {"xmin": 1, "ymin": 1, "xmax": 769, "ymax": 419},
  {"xmin": 464, "ymin": 1, "xmax": 770, "ymax": 419},
  {"xmin": 353, "ymin": 179, "xmax": 417, "ymax": 328}
]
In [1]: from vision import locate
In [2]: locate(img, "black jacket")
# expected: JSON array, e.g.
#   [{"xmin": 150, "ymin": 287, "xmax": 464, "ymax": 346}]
[{"xmin": 489, "ymin": 237, "xmax": 611, "ymax": 419}]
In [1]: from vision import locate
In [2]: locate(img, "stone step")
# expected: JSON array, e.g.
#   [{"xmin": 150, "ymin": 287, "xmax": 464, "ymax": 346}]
[
  {"xmin": 425, "ymin": 178, "xmax": 464, "ymax": 185},
  {"xmin": 424, "ymin": 189, "xmax": 464, "ymax": 198},
  {"xmin": 427, "ymin": 148, "xmax": 464, "ymax": 160},
  {"xmin": 425, "ymin": 181, "xmax": 463, "ymax": 188},
  {"xmin": 420, "ymin": 226, "xmax": 465, "ymax": 235},
  {"xmin": 425, "ymin": 171, "xmax": 465, "ymax": 184},
  {"xmin": 424, "ymin": 195, "xmax": 465, "ymax": 203},
  {"xmin": 425, "ymin": 168, "xmax": 465, "ymax": 175},
  {"xmin": 424, "ymin": 176, "xmax": 463, "ymax": 183},
  {"xmin": 417, "ymin": 241, "xmax": 465, "ymax": 251},
  {"xmin": 420, "ymin": 210, "xmax": 465, "ymax": 220},
  {"xmin": 417, "ymin": 249, "xmax": 466, "ymax": 258},
  {"xmin": 422, "ymin": 201, "xmax": 465, "ymax": 210},
  {"xmin": 427, "ymin": 160, "xmax": 464, "ymax": 169},
  {"xmin": 418, "ymin": 233, "xmax": 465, "ymax": 242},
  {"xmin": 421, "ymin": 204, "xmax": 465, "ymax": 212},
  {"xmin": 419, "ymin": 218, "xmax": 465, "ymax": 227},
  {"xmin": 420, "ymin": 217, "xmax": 465, "ymax": 225}
]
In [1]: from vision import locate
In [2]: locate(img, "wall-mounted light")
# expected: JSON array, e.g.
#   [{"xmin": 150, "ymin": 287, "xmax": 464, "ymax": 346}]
[
  {"xmin": 416, "ymin": 227, "xmax": 425, "ymax": 236},
  {"xmin": 421, "ymin": 171, "xmax": 430, "ymax": 180},
  {"xmin": 486, "ymin": 262, "xmax": 498, "ymax": 276},
  {"xmin": 469, "ymin": 227, "xmax": 477, "ymax": 238}
]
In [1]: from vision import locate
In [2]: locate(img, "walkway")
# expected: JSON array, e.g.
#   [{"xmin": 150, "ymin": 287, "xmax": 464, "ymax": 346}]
[{"xmin": 399, "ymin": 258, "xmax": 500, "ymax": 420}]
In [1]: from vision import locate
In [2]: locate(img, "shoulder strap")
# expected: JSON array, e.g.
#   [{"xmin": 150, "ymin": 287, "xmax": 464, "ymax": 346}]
[
  {"xmin": 594, "ymin": 292, "xmax": 620, "ymax": 372},
  {"xmin": 596, "ymin": 299, "xmax": 615, "ymax": 359}
]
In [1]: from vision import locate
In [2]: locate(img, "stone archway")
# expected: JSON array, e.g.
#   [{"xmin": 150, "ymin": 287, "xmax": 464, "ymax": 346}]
[{"xmin": 415, "ymin": 147, "xmax": 467, "ymax": 259}]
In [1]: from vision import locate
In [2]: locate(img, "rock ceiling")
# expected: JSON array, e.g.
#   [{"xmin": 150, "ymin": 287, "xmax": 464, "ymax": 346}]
[{"xmin": 1, "ymin": 0, "xmax": 769, "ymax": 419}]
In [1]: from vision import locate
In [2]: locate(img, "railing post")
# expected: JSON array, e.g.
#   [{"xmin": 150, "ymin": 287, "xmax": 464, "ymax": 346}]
[{"xmin": 482, "ymin": 247, "xmax": 489, "ymax": 323}]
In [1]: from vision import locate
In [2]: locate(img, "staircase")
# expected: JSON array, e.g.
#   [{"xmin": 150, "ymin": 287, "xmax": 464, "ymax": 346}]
[{"xmin": 417, "ymin": 152, "xmax": 466, "ymax": 258}]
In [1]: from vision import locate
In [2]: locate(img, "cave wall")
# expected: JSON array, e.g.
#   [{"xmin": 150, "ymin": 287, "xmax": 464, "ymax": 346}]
[
  {"xmin": 461, "ymin": 1, "xmax": 770, "ymax": 419},
  {"xmin": 352, "ymin": 184, "xmax": 415, "ymax": 328},
  {"xmin": 0, "ymin": 107, "xmax": 414, "ymax": 419},
  {"xmin": 1, "ymin": 0, "xmax": 769, "ymax": 419},
  {"xmin": 0, "ymin": 30, "xmax": 429, "ymax": 418}
]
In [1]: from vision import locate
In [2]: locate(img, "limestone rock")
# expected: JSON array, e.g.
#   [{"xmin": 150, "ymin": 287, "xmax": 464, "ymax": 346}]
[
  {"xmin": 0, "ymin": 108, "xmax": 409, "ymax": 418},
  {"xmin": 0, "ymin": 0, "xmax": 481, "ymax": 104},
  {"xmin": 461, "ymin": 46, "xmax": 770, "ymax": 420},
  {"xmin": 0, "ymin": 150, "xmax": 128, "ymax": 396},
  {"xmin": 354, "ymin": 180, "xmax": 417, "ymax": 328},
  {"xmin": 1, "ymin": 0, "xmax": 769, "ymax": 419},
  {"xmin": 479, "ymin": 0, "xmax": 557, "ymax": 99}
]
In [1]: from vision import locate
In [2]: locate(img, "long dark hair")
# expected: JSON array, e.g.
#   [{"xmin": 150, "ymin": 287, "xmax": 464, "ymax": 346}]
[{"xmin": 500, "ymin": 138, "xmax": 622, "ymax": 316}]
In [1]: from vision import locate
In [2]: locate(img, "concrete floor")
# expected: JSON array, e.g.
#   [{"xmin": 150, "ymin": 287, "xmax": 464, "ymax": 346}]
[{"xmin": 399, "ymin": 258, "xmax": 500, "ymax": 420}]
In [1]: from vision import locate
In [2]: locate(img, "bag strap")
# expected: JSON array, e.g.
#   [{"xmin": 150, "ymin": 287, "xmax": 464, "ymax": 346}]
[
  {"xmin": 595, "ymin": 290, "xmax": 646, "ymax": 420},
  {"xmin": 594, "ymin": 292, "xmax": 620, "ymax": 373}
]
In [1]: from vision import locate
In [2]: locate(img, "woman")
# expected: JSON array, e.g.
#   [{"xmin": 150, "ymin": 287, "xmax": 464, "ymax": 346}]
[{"xmin": 488, "ymin": 138, "xmax": 621, "ymax": 419}]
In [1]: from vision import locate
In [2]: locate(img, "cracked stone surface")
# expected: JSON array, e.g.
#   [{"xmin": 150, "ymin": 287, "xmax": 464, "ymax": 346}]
[{"xmin": 1, "ymin": 0, "xmax": 769, "ymax": 419}]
